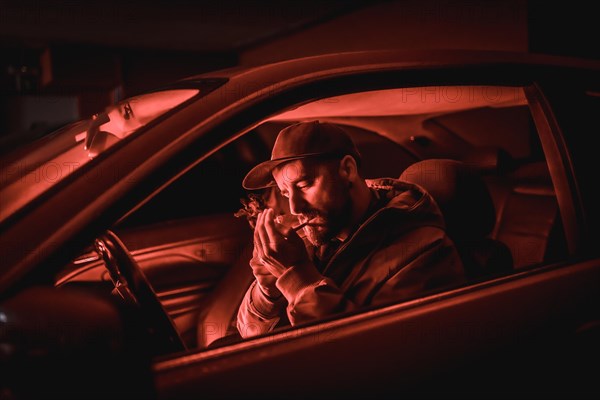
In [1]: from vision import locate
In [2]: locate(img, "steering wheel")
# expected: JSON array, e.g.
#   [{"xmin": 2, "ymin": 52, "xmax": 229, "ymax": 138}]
[{"xmin": 95, "ymin": 230, "xmax": 186, "ymax": 354}]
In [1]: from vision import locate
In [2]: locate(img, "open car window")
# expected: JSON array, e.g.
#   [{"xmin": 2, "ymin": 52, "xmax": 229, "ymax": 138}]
[{"xmin": 57, "ymin": 84, "xmax": 571, "ymax": 356}]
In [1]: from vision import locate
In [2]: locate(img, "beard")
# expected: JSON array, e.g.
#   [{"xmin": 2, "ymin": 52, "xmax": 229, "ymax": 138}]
[{"xmin": 301, "ymin": 190, "xmax": 353, "ymax": 247}]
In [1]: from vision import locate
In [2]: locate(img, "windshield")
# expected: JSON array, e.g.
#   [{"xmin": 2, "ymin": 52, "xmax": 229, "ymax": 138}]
[{"xmin": 0, "ymin": 89, "xmax": 199, "ymax": 225}]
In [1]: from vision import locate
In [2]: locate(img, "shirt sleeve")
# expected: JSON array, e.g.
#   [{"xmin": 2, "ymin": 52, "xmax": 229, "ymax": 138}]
[
  {"xmin": 275, "ymin": 262, "xmax": 347, "ymax": 325},
  {"xmin": 236, "ymin": 280, "xmax": 287, "ymax": 338},
  {"xmin": 275, "ymin": 228, "xmax": 464, "ymax": 326}
]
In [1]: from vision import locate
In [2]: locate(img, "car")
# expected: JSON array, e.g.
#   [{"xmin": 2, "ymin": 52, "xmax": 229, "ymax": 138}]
[{"xmin": 1, "ymin": 50, "xmax": 599, "ymax": 399}]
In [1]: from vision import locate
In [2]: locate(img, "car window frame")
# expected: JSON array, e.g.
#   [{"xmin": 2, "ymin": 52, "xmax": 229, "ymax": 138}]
[
  {"xmin": 532, "ymin": 77, "xmax": 600, "ymax": 256},
  {"xmin": 524, "ymin": 84, "xmax": 583, "ymax": 257},
  {"xmin": 138, "ymin": 68, "xmax": 587, "ymax": 371}
]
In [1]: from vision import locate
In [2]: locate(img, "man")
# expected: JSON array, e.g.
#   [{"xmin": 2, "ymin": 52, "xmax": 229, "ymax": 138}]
[{"xmin": 237, "ymin": 121, "xmax": 464, "ymax": 338}]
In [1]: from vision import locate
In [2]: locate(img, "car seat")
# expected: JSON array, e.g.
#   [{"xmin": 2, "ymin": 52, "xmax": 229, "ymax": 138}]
[
  {"xmin": 487, "ymin": 161, "xmax": 567, "ymax": 268},
  {"xmin": 400, "ymin": 159, "xmax": 513, "ymax": 279}
]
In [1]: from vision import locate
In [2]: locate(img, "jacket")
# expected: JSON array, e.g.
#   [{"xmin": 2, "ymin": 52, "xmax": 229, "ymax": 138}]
[{"xmin": 237, "ymin": 178, "xmax": 465, "ymax": 338}]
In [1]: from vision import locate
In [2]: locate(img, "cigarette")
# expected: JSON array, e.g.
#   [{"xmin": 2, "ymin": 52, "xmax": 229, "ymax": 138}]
[
  {"xmin": 274, "ymin": 214, "xmax": 315, "ymax": 232},
  {"xmin": 291, "ymin": 217, "xmax": 315, "ymax": 232}
]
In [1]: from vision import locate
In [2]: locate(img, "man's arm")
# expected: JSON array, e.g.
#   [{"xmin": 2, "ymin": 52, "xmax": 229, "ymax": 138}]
[
  {"xmin": 275, "ymin": 227, "xmax": 464, "ymax": 325},
  {"xmin": 236, "ymin": 225, "xmax": 288, "ymax": 338},
  {"xmin": 250, "ymin": 209, "xmax": 464, "ymax": 329},
  {"xmin": 237, "ymin": 279, "xmax": 286, "ymax": 338}
]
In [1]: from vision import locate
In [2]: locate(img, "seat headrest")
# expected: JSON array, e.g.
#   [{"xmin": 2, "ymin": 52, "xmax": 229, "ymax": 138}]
[
  {"xmin": 461, "ymin": 146, "xmax": 514, "ymax": 174},
  {"xmin": 400, "ymin": 159, "xmax": 496, "ymax": 239},
  {"xmin": 511, "ymin": 161, "xmax": 555, "ymax": 196}
]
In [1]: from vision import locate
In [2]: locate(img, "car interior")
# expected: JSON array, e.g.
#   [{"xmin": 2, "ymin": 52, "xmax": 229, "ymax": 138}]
[{"xmin": 54, "ymin": 85, "xmax": 570, "ymax": 353}]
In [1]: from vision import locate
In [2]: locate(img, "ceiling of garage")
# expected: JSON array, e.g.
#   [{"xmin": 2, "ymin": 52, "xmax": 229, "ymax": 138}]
[
  {"xmin": 0, "ymin": 0, "xmax": 596, "ymax": 146},
  {"xmin": 0, "ymin": 0, "xmax": 369, "ymax": 51}
]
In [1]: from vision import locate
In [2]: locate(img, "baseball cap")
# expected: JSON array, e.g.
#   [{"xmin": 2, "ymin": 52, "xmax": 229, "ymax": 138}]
[{"xmin": 242, "ymin": 121, "xmax": 361, "ymax": 190}]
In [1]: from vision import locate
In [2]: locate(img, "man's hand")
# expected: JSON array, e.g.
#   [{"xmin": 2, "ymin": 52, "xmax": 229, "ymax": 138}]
[{"xmin": 254, "ymin": 208, "xmax": 310, "ymax": 278}]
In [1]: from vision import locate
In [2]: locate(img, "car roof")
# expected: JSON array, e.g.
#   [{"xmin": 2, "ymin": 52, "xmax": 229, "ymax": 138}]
[{"xmin": 185, "ymin": 50, "xmax": 600, "ymax": 81}]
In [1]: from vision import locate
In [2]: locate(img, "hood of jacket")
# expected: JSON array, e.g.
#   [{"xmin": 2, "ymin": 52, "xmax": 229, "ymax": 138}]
[
  {"xmin": 320, "ymin": 177, "xmax": 447, "ymax": 277},
  {"xmin": 364, "ymin": 177, "xmax": 446, "ymax": 235}
]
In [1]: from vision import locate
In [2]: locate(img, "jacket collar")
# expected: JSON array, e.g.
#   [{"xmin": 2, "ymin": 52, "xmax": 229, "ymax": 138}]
[{"xmin": 320, "ymin": 178, "xmax": 446, "ymax": 276}]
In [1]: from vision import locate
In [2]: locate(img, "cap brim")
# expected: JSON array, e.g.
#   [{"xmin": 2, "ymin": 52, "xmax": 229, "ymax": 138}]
[{"xmin": 242, "ymin": 153, "xmax": 327, "ymax": 190}]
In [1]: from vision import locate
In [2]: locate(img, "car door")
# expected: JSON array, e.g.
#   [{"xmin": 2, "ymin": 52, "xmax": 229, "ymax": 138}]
[{"xmin": 155, "ymin": 259, "xmax": 600, "ymax": 397}]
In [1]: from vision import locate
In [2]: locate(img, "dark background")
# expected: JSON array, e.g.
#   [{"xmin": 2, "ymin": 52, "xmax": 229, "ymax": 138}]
[{"xmin": 0, "ymin": 0, "xmax": 596, "ymax": 152}]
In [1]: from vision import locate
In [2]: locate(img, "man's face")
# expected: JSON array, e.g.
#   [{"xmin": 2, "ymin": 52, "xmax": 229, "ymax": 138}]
[{"xmin": 273, "ymin": 158, "xmax": 352, "ymax": 246}]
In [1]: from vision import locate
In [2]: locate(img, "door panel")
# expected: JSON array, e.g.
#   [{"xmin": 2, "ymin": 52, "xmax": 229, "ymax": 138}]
[{"xmin": 57, "ymin": 212, "xmax": 252, "ymax": 347}]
